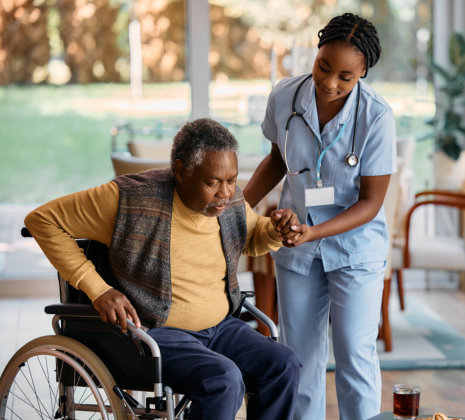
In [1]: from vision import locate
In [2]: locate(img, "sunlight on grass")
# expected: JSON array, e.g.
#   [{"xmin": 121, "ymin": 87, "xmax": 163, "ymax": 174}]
[{"xmin": 0, "ymin": 81, "xmax": 435, "ymax": 203}]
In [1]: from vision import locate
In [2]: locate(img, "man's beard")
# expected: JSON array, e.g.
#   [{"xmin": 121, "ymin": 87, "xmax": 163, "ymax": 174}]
[{"xmin": 201, "ymin": 198, "xmax": 230, "ymax": 217}]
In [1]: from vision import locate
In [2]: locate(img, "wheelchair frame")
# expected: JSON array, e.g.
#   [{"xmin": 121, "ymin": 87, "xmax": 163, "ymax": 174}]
[{"xmin": 0, "ymin": 231, "xmax": 278, "ymax": 420}]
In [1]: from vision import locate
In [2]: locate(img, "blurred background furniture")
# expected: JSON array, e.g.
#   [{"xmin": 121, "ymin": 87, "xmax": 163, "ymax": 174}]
[
  {"xmin": 111, "ymin": 120, "xmax": 268, "ymax": 178},
  {"xmin": 378, "ymin": 135, "xmax": 416, "ymax": 351},
  {"xmin": 111, "ymin": 121, "xmax": 180, "ymax": 153},
  {"xmin": 379, "ymin": 135, "xmax": 465, "ymax": 350},
  {"xmin": 378, "ymin": 168, "xmax": 402, "ymax": 352},
  {"xmin": 111, "ymin": 152, "xmax": 170, "ymax": 176},
  {"xmin": 110, "ymin": 120, "xmax": 177, "ymax": 176},
  {"xmin": 127, "ymin": 140, "xmax": 172, "ymax": 160},
  {"xmin": 392, "ymin": 189, "xmax": 465, "ymax": 311}
]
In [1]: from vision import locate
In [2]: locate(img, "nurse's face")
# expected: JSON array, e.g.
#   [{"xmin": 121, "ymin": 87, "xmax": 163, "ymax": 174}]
[{"xmin": 312, "ymin": 40, "xmax": 366, "ymax": 104}]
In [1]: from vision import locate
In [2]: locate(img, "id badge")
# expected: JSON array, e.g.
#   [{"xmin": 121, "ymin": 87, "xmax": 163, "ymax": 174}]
[{"xmin": 305, "ymin": 184, "xmax": 334, "ymax": 207}]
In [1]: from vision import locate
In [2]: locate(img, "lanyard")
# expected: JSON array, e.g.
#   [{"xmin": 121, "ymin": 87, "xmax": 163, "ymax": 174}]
[{"xmin": 315, "ymin": 122, "xmax": 347, "ymax": 187}]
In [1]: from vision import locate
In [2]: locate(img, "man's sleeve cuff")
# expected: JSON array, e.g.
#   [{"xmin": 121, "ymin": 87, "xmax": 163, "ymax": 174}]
[{"xmin": 75, "ymin": 273, "xmax": 113, "ymax": 302}]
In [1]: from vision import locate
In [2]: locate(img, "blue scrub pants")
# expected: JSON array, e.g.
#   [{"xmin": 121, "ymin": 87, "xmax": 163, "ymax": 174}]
[
  {"xmin": 275, "ymin": 258, "xmax": 385, "ymax": 420},
  {"xmin": 147, "ymin": 316, "xmax": 300, "ymax": 420}
]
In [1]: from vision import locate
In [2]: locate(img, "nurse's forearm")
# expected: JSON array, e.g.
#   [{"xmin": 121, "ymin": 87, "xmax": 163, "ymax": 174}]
[
  {"xmin": 243, "ymin": 144, "xmax": 286, "ymax": 208},
  {"xmin": 292, "ymin": 174, "xmax": 391, "ymax": 244},
  {"xmin": 306, "ymin": 199, "xmax": 379, "ymax": 241}
]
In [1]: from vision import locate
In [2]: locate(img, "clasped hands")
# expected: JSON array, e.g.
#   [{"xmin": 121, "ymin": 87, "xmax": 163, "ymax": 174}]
[{"xmin": 270, "ymin": 208, "xmax": 310, "ymax": 247}]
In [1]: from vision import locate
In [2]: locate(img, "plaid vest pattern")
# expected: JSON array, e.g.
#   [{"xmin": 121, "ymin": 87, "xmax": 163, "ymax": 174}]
[{"xmin": 109, "ymin": 168, "xmax": 247, "ymax": 328}]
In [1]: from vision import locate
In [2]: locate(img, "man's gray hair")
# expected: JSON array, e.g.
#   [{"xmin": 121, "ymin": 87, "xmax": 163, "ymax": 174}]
[{"xmin": 170, "ymin": 118, "xmax": 239, "ymax": 171}]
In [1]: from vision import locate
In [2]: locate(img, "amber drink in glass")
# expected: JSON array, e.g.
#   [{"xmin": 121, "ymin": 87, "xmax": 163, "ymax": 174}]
[{"xmin": 393, "ymin": 384, "xmax": 420, "ymax": 419}]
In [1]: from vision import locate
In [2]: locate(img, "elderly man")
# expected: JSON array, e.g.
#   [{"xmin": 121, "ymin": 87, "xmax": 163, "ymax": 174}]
[{"xmin": 25, "ymin": 118, "xmax": 301, "ymax": 420}]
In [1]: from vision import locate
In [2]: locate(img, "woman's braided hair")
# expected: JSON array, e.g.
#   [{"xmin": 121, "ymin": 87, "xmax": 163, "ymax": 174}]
[{"xmin": 317, "ymin": 12, "xmax": 381, "ymax": 78}]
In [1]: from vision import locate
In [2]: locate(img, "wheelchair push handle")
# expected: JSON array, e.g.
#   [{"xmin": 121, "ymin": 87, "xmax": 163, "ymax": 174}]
[{"xmin": 21, "ymin": 227, "xmax": 32, "ymax": 237}]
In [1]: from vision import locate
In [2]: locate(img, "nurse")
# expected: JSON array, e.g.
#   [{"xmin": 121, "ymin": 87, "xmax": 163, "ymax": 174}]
[{"xmin": 244, "ymin": 12, "xmax": 396, "ymax": 420}]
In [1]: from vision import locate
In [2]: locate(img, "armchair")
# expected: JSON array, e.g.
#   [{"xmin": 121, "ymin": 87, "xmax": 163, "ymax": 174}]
[
  {"xmin": 393, "ymin": 189, "xmax": 465, "ymax": 309},
  {"xmin": 127, "ymin": 140, "xmax": 173, "ymax": 160},
  {"xmin": 111, "ymin": 152, "xmax": 169, "ymax": 177}
]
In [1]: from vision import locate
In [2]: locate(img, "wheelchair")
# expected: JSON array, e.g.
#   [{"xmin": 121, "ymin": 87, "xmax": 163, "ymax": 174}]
[{"xmin": 0, "ymin": 230, "xmax": 278, "ymax": 420}]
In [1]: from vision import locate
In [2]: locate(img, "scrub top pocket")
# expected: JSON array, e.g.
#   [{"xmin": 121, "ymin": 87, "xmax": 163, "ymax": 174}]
[{"xmin": 331, "ymin": 160, "xmax": 359, "ymax": 208}]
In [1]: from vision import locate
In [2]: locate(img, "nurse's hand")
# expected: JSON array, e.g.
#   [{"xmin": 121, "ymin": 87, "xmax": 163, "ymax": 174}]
[
  {"xmin": 270, "ymin": 208, "xmax": 307, "ymax": 247},
  {"xmin": 283, "ymin": 224, "xmax": 312, "ymax": 247}
]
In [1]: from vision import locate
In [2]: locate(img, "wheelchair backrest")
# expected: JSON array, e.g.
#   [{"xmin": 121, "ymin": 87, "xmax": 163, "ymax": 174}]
[{"xmin": 59, "ymin": 239, "xmax": 116, "ymax": 305}]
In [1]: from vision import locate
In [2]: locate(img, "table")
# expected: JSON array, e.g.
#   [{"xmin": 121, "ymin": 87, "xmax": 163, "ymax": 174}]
[
  {"xmin": 368, "ymin": 414, "xmax": 427, "ymax": 419},
  {"xmin": 368, "ymin": 413, "xmax": 463, "ymax": 420}
]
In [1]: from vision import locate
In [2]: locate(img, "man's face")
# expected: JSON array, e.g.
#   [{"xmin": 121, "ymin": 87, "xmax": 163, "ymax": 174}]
[{"xmin": 174, "ymin": 150, "xmax": 238, "ymax": 217}]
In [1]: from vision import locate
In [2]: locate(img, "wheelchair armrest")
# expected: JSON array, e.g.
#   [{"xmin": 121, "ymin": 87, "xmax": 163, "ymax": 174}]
[
  {"xmin": 44, "ymin": 303, "xmax": 100, "ymax": 317},
  {"xmin": 242, "ymin": 299, "xmax": 279, "ymax": 341},
  {"xmin": 237, "ymin": 291, "xmax": 279, "ymax": 341},
  {"xmin": 44, "ymin": 304, "xmax": 162, "ymax": 358}
]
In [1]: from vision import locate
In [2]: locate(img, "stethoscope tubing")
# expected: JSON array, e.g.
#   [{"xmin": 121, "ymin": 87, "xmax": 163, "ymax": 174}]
[{"xmin": 284, "ymin": 74, "xmax": 360, "ymax": 175}]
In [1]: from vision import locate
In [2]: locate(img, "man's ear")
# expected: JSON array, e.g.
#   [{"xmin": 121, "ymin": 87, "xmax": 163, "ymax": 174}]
[{"xmin": 173, "ymin": 159, "xmax": 184, "ymax": 183}]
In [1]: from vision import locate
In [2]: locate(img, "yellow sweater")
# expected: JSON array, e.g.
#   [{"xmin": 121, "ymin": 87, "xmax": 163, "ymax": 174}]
[{"xmin": 25, "ymin": 181, "xmax": 282, "ymax": 331}]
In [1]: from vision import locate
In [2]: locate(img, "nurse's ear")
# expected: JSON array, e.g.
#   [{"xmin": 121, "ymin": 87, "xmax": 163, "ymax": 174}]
[{"xmin": 361, "ymin": 65, "xmax": 368, "ymax": 79}]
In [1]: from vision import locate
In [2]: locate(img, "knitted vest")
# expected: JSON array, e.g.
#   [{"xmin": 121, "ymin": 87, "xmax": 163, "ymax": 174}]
[{"xmin": 109, "ymin": 168, "xmax": 247, "ymax": 328}]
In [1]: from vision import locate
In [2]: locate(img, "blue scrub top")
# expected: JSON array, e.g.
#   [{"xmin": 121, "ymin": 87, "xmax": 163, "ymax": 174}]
[{"xmin": 262, "ymin": 75, "xmax": 397, "ymax": 274}]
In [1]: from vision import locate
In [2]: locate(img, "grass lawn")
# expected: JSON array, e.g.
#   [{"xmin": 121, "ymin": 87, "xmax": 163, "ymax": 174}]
[
  {"xmin": 0, "ymin": 83, "xmax": 190, "ymax": 203},
  {"xmin": 0, "ymin": 82, "xmax": 435, "ymax": 204}
]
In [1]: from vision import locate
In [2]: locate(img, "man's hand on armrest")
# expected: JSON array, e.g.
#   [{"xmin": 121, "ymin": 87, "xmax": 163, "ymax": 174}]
[{"xmin": 92, "ymin": 288, "xmax": 141, "ymax": 333}]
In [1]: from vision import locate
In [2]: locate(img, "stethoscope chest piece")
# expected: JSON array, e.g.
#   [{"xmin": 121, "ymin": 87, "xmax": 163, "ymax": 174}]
[{"xmin": 346, "ymin": 153, "xmax": 359, "ymax": 167}]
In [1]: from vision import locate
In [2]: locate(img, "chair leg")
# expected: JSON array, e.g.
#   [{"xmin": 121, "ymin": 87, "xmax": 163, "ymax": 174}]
[
  {"xmin": 396, "ymin": 269, "xmax": 405, "ymax": 310},
  {"xmin": 379, "ymin": 277, "xmax": 392, "ymax": 352}
]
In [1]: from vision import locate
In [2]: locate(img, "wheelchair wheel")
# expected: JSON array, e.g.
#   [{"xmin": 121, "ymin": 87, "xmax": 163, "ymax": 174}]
[{"xmin": 0, "ymin": 335, "xmax": 126, "ymax": 419}]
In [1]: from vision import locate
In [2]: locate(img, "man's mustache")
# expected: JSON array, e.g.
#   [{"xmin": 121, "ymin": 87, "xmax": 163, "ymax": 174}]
[{"xmin": 206, "ymin": 199, "xmax": 229, "ymax": 209}]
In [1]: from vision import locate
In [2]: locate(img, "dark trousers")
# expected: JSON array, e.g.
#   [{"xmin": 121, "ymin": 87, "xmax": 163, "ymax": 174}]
[{"xmin": 147, "ymin": 316, "xmax": 300, "ymax": 420}]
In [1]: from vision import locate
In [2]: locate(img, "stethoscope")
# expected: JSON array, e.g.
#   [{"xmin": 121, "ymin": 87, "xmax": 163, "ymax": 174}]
[{"xmin": 283, "ymin": 74, "xmax": 361, "ymax": 177}]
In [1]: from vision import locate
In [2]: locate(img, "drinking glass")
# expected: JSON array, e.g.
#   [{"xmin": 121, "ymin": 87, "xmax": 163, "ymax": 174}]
[{"xmin": 393, "ymin": 384, "xmax": 421, "ymax": 419}]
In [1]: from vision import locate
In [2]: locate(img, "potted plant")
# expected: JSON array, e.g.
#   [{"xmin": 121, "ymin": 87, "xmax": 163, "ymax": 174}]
[{"xmin": 428, "ymin": 32, "xmax": 465, "ymax": 189}]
